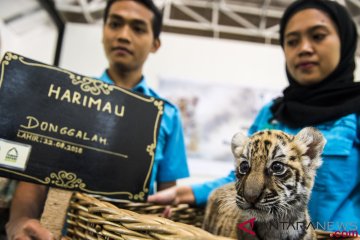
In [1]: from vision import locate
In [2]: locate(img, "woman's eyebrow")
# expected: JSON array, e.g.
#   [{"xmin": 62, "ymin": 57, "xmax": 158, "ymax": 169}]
[
  {"xmin": 284, "ymin": 31, "xmax": 300, "ymax": 39},
  {"xmin": 285, "ymin": 24, "xmax": 331, "ymax": 38},
  {"xmin": 307, "ymin": 24, "xmax": 331, "ymax": 33}
]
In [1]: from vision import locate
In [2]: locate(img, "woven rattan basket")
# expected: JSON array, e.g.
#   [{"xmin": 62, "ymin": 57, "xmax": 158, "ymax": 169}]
[
  {"xmin": 61, "ymin": 192, "xmax": 360, "ymax": 240},
  {"xmin": 64, "ymin": 192, "xmax": 233, "ymax": 240},
  {"xmin": 95, "ymin": 196, "xmax": 205, "ymax": 229}
]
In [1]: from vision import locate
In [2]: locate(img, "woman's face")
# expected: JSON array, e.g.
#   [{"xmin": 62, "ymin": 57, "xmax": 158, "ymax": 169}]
[{"xmin": 283, "ymin": 9, "xmax": 341, "ymax": 86}]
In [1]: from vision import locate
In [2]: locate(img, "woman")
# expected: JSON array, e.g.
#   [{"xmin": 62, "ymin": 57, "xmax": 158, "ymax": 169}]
[{"xmin": 149, "ymin": 0, "xmax": 360, "ymax": 232}]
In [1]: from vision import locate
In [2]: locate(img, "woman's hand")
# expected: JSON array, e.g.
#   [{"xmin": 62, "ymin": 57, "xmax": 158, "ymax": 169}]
[
  {"xmin": 148, "ymin": 185, "xmax": 195, "ymax": 205},
  {"xmin": 148, "ymin": 186, "xmax": 179, "ymax": 205},
  {"xmin": 148, "ymin": 185, "xmax": 196, "ymax": 218}
]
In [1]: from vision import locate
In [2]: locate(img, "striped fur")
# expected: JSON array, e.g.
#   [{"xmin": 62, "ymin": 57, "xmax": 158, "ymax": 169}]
[{"xmin": 203, "ymin": 127, "xmax": 325, "ymax": 240}]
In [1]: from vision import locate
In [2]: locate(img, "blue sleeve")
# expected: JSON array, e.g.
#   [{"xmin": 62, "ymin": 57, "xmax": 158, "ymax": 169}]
[
  {"xmin": 157, "ymin": 104, "xmax": 189, "ymax": 182},
  {"xmin": 191, "ymin": 171, "xmax": 236, "ymax": 206}
]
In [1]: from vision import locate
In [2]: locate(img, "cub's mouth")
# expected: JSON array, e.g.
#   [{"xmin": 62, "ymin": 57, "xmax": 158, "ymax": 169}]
[
  {"xmin": 236, "ymin": 198, "xmax": 281, "ymax": 218},
  {"xmin": 236, "ymin": 199, "xmax": 265, "ymax": 212}
]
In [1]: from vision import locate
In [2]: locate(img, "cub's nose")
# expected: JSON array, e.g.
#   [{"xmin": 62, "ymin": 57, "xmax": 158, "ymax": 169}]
[
  {"xmin": 244, "ymin": 187, "xmax": 262, "ymax": 204},
  {"xmin": 243, "ymin": 175, "xmax": 264, "ymax": 204}
]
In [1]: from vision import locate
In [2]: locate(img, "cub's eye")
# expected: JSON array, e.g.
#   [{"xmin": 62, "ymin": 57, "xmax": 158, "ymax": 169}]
[
  {"xmin": 270, "ymin": 161, "xmax": 286, "ymax": 175},
  {"xmin": 239, "ymin": 161, "xmax": 250, "ymax": 175}
]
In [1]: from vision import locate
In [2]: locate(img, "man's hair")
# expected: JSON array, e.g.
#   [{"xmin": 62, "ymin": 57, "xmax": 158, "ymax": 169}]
[{"xmin": 103, "ymin": 0, "xmax": 163, "ymax": 39}]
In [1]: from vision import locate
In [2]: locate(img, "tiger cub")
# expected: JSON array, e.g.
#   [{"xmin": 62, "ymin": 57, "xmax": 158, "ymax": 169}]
[{"xmin": 203, "ymin": 127, "xmax": 325, "ymax": 240}]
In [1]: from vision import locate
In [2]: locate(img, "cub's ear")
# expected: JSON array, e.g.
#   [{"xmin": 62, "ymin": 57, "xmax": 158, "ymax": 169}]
[
  {"xmin": 231, "ymin": 132, "xmax": 248, "ymax": 158},
  {"xmin": 294, "ymin": 127, "xmax": 326, "ymax": 170}
]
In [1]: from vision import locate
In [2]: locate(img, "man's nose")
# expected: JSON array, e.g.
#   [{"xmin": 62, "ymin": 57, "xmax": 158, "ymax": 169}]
[{"xmin": 116, "ymin": 25, "xmax": 131, "ymax": 42}]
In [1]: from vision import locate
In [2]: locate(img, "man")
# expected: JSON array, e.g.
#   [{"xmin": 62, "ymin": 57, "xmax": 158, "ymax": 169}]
[{"xmin": 6, "ymin": 1, "xmax": 189, "ymax": 239}]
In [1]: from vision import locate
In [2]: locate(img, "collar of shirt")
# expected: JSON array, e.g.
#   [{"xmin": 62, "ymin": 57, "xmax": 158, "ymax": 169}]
[{"xmin": 99, "ymin": 70, "xmax": 151, "ymax": 95}]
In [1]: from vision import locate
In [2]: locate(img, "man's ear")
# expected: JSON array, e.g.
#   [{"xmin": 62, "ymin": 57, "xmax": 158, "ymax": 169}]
[
  {"xmin": 231, "ymin": 132, "xmax": 248, "ymax": 158},
  {"xmin": 151, "ymin": 38, "xmax": 161, "ymax": 53}
]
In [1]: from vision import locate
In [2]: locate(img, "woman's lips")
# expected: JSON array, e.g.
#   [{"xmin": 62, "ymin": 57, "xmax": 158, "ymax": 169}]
[{"xmin": 296, "ymin": 62, "xmax": 318, "ymax": 70}]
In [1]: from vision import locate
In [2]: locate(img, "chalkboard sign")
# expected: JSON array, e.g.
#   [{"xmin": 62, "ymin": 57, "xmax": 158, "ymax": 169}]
[{"xmin": 0, "ymin": 52, "xmax": 163, "ymax": 201}]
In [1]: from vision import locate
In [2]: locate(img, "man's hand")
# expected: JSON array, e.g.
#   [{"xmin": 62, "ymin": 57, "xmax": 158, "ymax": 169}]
[
  {"xmin": 6, "ymin": 182, "xmax": 49, "ymax": 239},
  {"xmin": 6, "ymin": 218, "xmax": 54, "ymax": 240}
]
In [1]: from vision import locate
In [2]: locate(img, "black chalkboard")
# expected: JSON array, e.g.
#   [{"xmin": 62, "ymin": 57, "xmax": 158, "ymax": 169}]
[{"xmin": 0, "ymin": 52, "xmax": 163, "ymax": 201}]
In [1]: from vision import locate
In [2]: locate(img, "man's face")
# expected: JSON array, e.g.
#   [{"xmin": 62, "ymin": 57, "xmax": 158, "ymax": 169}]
[{"xmin": 103, "ymin": 0, "xmax": 160, "ymax": 71}]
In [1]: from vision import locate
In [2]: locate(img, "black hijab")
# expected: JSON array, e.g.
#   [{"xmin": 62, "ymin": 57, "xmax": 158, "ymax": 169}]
[{"xmin": 270, "ymin": 0, "xmax": 360, "ymax": 128}]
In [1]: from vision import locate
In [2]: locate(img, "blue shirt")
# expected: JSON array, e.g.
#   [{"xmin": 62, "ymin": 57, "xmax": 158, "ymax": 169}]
[
  {"xmin": 99, "ymin": 71, "xmax": 189, "ymax": 194},
  {"xmin": 192, "ymin": 101, "xmax": 360, "ymax": 231}
]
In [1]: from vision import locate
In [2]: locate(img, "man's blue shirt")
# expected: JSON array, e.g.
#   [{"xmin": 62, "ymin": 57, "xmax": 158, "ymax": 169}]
[{"xmin": 99, "ymin": 71, "xmax": 189, "ymax": 194}]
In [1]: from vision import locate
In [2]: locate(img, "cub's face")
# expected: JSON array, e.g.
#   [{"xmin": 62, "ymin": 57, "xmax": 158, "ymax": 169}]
[{"xmin": 231, "ymin": 127, "xmax": 325, "ymax": 221}]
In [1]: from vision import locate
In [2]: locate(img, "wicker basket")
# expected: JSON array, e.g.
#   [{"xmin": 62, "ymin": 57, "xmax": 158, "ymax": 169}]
[
  {"xmin": 62, "ymin": 192, "xmax": 360, "ymax": 240},
  {"xmin": 64, "ymin": 192, "xmax": 233, "ymax": 240},
  {"xmin": 95, "ymin": 196, "xmax": 205, "ymax": 228}
]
